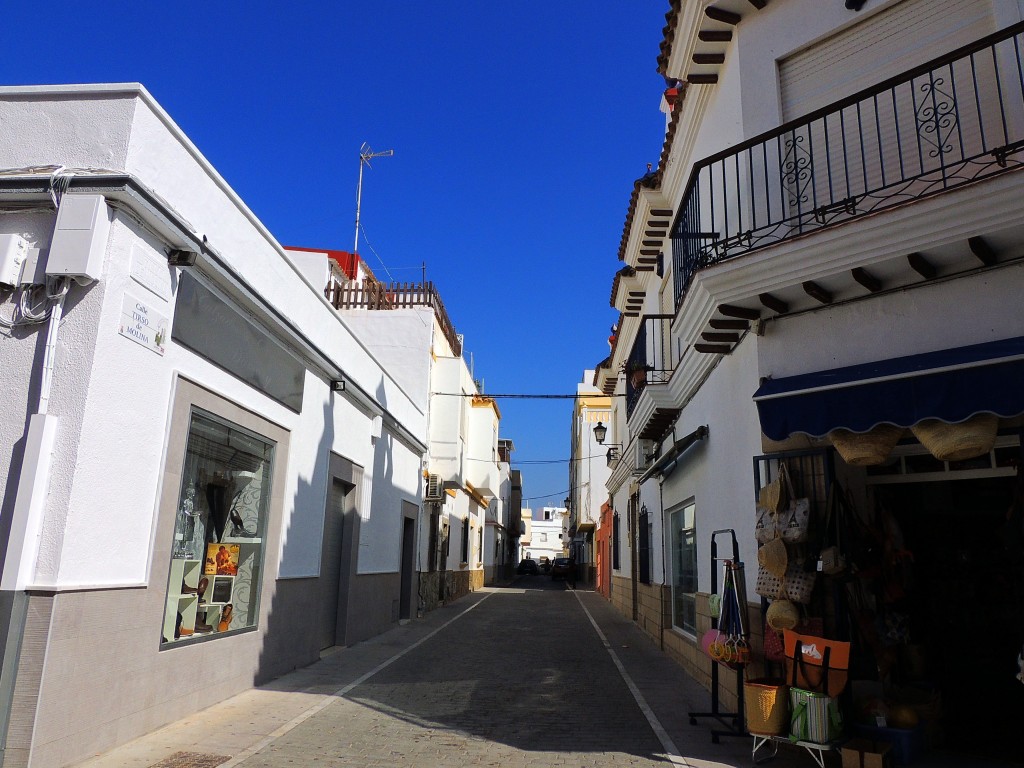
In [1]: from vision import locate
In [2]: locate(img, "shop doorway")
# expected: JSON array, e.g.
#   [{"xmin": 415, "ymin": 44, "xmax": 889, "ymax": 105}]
[{"xmin": 866, "ymin": 459, "xmax": 1024, "ymax": 763}]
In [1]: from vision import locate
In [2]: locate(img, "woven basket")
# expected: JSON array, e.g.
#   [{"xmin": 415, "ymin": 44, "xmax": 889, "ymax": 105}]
[
  {"xmin": 828, "ymin": 424, "xmax": 903, "ymax": 466},
  {"xmin": 766, "ymin": 599, "xmax": 800, "ymax": 631},
  {"xmin": 911, "ymin": 413, "xmax": 998, "ymax": 461},
  {"xmin": 744, "ymin": 678, "xmax": 790, "ymax": 736}
]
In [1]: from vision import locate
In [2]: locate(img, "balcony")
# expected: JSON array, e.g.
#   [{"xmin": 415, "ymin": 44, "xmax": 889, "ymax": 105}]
[
  {"xmin": 327, "ymin": 280, "xmax": 462, "ymax": 357},
  {"xmin": 671, "ymin": 23, "xmax": 1024, "ymax": 310},
  {"xmin": 624, "ymin": 314, "xmax": 679, "ymax": 440}
]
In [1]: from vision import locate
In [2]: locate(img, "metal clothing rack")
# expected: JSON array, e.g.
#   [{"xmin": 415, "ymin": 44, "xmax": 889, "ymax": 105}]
[{"xmin": 688, "ymin": 528, "xmax": 748, "ymax": 743}]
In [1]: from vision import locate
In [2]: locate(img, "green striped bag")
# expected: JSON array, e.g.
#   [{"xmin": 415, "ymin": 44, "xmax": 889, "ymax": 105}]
[{"xmin": 789, "ymin": 687, "xmax": 843, "ymax": 744}]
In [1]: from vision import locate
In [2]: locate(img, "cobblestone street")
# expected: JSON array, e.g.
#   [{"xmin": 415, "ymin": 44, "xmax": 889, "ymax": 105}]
[{"xmin": 79, "ymin": 581, "xmax": 814, "ymax": 768}]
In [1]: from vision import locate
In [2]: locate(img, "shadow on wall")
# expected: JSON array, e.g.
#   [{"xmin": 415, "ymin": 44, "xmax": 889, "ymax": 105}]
[{"xmin": 254, "ymin": 396, "xmax": 335, "ymax": 685}]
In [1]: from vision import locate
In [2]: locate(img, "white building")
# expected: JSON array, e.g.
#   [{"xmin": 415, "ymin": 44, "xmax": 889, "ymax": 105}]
[
  {"xmin": 523, "ymin": 507, "xmax": 566, "ymax": 564},
  {"xmin": 0, "ymin": 84, "xmax": 430, "ymax": 767},
  {"xmin": 567, "ymin": 370, "xmax": 612, "ymax": 585},
  {"xmin": 599, "ymin": 2, "xmax": 1024, "ymax": 761}
]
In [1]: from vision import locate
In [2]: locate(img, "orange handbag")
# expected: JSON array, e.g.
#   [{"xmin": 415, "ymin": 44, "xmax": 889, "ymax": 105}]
[{"xmin": 783, "ymin": 629, "xmax": 850, "ymax": 696}]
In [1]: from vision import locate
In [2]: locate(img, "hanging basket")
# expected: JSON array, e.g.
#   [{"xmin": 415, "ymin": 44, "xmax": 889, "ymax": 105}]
[
  {"xmin": 911, "ymin": 413, "xmax": 999, "ymax": 461},
  {"xmin": 766, "ymin": 599, "xmax": 800, "ymax": 631},
  {"xmin": 744, "ymin": 678, "xmax": 790, "ymax": 736},
  {"xmin": 828, "ymin": 424, "xmax": 904, "ymax": 466}
]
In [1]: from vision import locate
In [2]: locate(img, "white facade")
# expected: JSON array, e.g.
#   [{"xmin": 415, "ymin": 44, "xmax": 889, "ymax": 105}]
[
  {"xmin": 598, "ymin": 3, "xmax": 1024, "ymax": 758},
  {"xmin": 0, "ymin": 84, "xmax": 431, "ymax": 767}
]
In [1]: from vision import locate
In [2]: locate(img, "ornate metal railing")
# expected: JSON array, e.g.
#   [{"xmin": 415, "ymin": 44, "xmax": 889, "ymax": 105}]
[
  {"xmin": 625, "ymin": 314, "xmax": 674, "ymax": 417},
  {"xmin": 672, "ymin": 22, "xmax": 1024, "ymax": 308},
  {"xmin": 326, "ymin": 280, "xmax": 462, "ymax": 357}
]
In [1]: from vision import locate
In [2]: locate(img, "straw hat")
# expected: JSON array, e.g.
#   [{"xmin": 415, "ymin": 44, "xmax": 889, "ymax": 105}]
[
  {"xmin": 757, "ymin": 536, "xmax": 788, "ymax": 579},
  {"xmin": 911, "ymin": 413, "xmax": 999, "ymax": 461},
  {"xmin": 766, "ymin": 599, "xmax": 800, "ymax": 631},
  {"xmin": 829, "ymin": 424, "xmax": 904, "ymax": 466}
]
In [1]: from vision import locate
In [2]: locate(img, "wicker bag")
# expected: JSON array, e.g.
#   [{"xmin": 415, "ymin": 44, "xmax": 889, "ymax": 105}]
[
  {"xmin": 828, "ymin": 424, "xmax": 903, "ymax": 466},
  {"xmin": 783, "ymin": 562, "xmax": 816, "ymax": 604},
  {"xmin": 755, "ymin": 565, "xmax": 784, "ymax": 600},
  {"xmin": 758, "ymin": 463, "xmax": 790, "ymax": 515},
  {"xmin": 757, "ymin": 535, "xmax": 789, "ymax": 579},
  {"xmin": 911, "ymin": 413, "xmax": 998, "ymax": 461},
  {"xmin": 745, "ymin": 678, "xmax": 789, "ymax": 736}
]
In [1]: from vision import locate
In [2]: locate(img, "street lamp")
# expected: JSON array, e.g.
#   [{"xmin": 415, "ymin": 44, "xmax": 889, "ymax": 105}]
[{"xmin": 593, "ymin": 422, "xmax": 622, "ymax": 465}]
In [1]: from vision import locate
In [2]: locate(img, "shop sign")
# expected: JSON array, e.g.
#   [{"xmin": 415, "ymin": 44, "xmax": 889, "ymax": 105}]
[{"xmin": 119, "ymin": 292, "xmax": 169, "ymax": 356}]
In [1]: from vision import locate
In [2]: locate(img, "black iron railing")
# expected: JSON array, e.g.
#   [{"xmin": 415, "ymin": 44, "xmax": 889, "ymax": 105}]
[
  {"xmin": 625, "ymin": 314, "xmax": 674, "ymax": 417},
  {"xmin": 672, "ymin": 22, "xmax": 1024, "ymax": 308}
]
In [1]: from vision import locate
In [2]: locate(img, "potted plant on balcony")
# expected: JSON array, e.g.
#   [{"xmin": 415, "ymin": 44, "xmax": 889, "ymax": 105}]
[{"xmin": 625, "ymin": 360, "xmax": 652, "ymax": 390}]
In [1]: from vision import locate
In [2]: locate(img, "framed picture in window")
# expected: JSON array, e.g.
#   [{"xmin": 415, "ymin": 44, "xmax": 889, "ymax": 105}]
[{"xmin": 211, "ymin": 576, "xmax": 234, "ymax": 604}]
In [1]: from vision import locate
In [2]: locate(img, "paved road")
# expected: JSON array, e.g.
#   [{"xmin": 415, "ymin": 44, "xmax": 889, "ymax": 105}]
[{"xmin": 79, "ymin": 579, "xmax": 820, "ymax": 768}]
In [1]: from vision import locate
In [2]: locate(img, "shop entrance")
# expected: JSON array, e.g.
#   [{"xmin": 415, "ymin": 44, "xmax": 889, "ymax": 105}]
[{"xmin": 866, "ymin": 455, "xmax": 1024, "ymax": 763}]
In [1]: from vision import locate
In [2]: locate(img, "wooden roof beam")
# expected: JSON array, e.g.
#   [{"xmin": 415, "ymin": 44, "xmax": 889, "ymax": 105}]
[
  {"xmin": 693, "ymin": 53, "xmax": 726, "ymax": 65},
  {"xmin": 718, "ymin": 304, "xmax": 761, "ymax": 321},
  {"xmin": 702, "ymin": 331, "xmax": 740, "ymax": 344},
  {"xmin": 705, "ymin": 7, "xmax": 741, "ymax": 24},
  {"xmin": 758, "ymin": 292, "xmax": 789, "ymax": 314},
  {"xmin": 709, "ymin": 318, "xmax": 749, "ymax": 331},
  {"xmin": 907, "ymin": 252, "xmax": 936, "ymax": 280},
  {"xmin": 698, "ymin": 30, "xmax": 733, "ymax": 42},
  {"xmin": 852, "ymin": 267, "xmax": 882, "ymax": 293},
  {"xmin": 695, "ymin": 343, "xmax": 733, "ymax": 354},
  {"xmin": 969, "ymin": 236, "xmax": 997, "ymax": 266},
  {"xmin": 803, "ymin": 281, "xmax": 833, "ymax": 305}
]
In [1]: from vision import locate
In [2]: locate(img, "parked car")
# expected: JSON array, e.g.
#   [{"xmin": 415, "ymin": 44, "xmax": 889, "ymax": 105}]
[
  {"xmin": 551, "ymin": 557, "xmax": 574, "ymax": 580},
  {"xmin": 516, "ymin": 558, "xmax": 539, "ymax": 575}
]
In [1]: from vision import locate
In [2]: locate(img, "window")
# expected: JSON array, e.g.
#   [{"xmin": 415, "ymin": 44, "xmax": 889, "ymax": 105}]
[
  {"xmin": 612, "ymin": 512, "xmax": 620, "ymax": 570},
  {"xmin": 669, "ymin": 502, "xmax": 697, "ymax": 634},
  {"xmin": 461, "ymin": 517, "xmax": 470, "ymax": 563},
  {"xmin": 544, "ymin": 510, "xmax": 552, "ymax": 521},
  {"xmin": 162, "ymin": 409, "xmax": 275, "ymax": 645},
  {"xmin": 540, "ymin": 532, "xmax": 548, "ymax": 542}
]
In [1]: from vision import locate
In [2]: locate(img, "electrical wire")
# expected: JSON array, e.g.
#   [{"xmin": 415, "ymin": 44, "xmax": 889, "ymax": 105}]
[
  {"xmin": 431, "ymin": 392, "xmax": 624, "ymax": 399},
  {"xmin": 358, "ymin": 223, "xmax": 394, "ymax": 282}
]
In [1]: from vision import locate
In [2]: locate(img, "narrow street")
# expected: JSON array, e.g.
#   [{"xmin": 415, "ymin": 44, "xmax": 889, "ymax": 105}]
[{"xmin": 78, "ymin": 581, "xmax": 805, "ymax": 768}]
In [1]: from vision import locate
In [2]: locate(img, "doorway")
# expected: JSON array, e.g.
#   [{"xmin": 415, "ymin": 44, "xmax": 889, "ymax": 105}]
[
  {"xmin": 318, "ymin": 454, "xmax": 361, "ymax": 651},
  {"xmin": 399, "ymin": 504, "xmax": 417, "ymax": 621},
  {"xmin": 866, "ymin": 466, "xmax": 1023, "ymax": 762}
]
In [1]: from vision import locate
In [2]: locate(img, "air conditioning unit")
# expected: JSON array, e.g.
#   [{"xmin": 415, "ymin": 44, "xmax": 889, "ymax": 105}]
[{"xmin": 425, "ymin": 473, "xmax": 443, "ymax": 501}]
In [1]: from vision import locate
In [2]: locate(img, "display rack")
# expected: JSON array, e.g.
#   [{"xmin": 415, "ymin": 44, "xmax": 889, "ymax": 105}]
[
  {"xmin": 752, "ymin": 734, "xmax": 842, "ymax": 767},
  {"xmin": 688, "ymin": 528, "xmax": 747, "ymax": 743}
]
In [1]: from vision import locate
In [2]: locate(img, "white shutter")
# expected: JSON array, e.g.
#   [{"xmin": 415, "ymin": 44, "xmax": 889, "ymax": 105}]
[{"xmin": 780, "ymin": 0, "xmax": 996, "ymax": 121}]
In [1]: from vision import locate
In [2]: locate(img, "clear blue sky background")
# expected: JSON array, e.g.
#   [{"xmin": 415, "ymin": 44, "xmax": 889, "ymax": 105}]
[{"xmin": 5, "ymin": 2, "xmax": 669, "ymax": 510}]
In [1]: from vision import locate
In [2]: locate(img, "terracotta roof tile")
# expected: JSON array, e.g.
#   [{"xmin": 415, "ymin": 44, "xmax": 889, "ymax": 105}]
[{"xmin": 657, "ymin": 0, "xmax": 683, "ymax": 76}]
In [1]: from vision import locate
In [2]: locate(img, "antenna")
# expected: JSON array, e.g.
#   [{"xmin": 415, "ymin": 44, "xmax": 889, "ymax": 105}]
[{"xmin": 354, "ymin": 142, "xmax": 394, "ymax": 254}]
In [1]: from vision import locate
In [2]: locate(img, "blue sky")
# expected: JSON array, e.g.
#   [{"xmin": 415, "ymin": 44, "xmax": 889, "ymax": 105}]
[{"xmin": 6, "ymin": 2, "xmax": 669, "ymax": 509}]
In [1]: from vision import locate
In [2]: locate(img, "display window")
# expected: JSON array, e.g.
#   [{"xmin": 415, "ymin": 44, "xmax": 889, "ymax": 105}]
[{"xmin": 161, "ymin": 409, "xmax": 275, "ymax": 645}]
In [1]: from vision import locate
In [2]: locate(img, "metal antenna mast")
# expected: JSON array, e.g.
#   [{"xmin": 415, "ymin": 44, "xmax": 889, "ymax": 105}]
[{"xmin": 354, "ymin": 142, "xmax": 394, "ymax": 254}]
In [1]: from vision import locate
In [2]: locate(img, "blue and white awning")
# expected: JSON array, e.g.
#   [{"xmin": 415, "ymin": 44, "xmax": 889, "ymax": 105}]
[{"xmin": 753, "ymin": 336, "xmax": 1024, "ymax": 440}]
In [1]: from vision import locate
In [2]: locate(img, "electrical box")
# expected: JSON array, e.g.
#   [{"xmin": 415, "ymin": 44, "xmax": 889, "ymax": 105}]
[
  {"xmin": 46, "ymin": 194, "xmax": 110, "ymax": 284},
  {"xmin": 0, "ymin": 234, "xmax": 28, "ymax": 287}
]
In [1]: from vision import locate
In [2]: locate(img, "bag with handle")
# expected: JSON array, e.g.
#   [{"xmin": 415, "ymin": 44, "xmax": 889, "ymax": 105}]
[
  {"xmin": 758, "ymin": 462, "xmax": 789, "ymax": 515},
  {"xmin": 789, "ymin": 687, "xmax": 843, "ymax": 744},
  {"xmin": 784, "ymin": 629, "xmax": 850, "ymax": 696}
]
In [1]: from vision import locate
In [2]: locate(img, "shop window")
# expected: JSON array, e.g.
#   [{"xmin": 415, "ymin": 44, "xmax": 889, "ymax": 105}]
[
  {"xmin": 161, "ymin": 409, "xmax": 275, "ymax": 645},
  {"xmin": 670, "ymin": 502, "xmax": 697, "ymax": 634}
]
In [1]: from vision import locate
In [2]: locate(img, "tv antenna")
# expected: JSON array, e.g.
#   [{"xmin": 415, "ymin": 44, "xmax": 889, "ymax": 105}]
[{"xmin": 354, "ymin": 142, "xmax": 394, "ymax": 254}]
